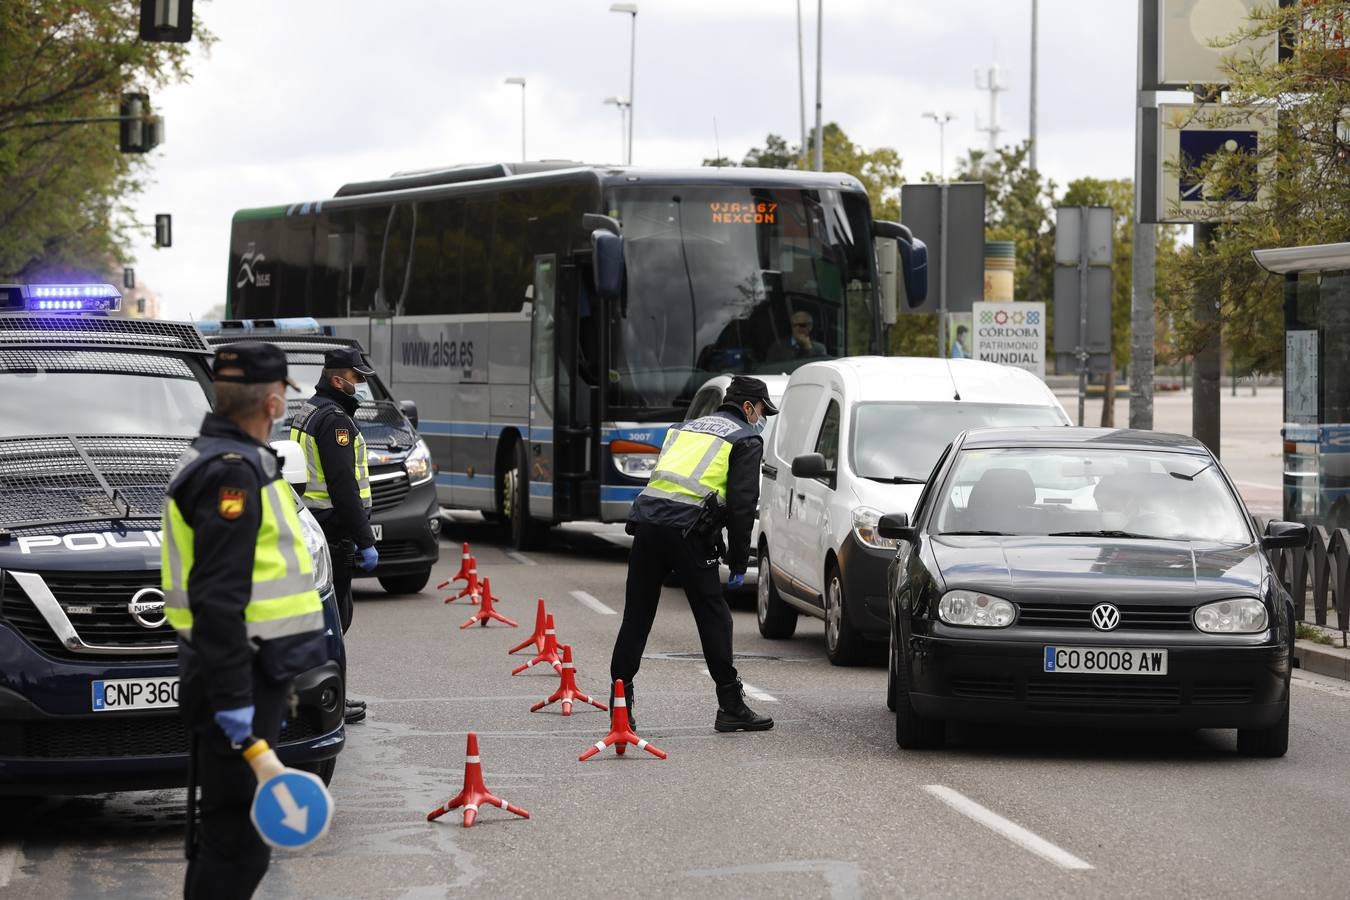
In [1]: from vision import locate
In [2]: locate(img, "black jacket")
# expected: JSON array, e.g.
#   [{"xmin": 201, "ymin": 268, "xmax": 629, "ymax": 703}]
[
  {"xmin": 628, "ymin": 404, "xmax": 764, "ymax": 575},
  {"xmin": 295, "ymin": 383, "xmax": 374, "ymax": 548}
]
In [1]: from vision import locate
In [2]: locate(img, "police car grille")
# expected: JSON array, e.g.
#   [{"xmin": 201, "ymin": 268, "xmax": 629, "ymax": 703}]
[
  {"xmin": 0, "ymin": 315, "xmax": 210, "ymax": 353},
  {"xmin": 375, "ymin": 540, "xmax": 423, "ymax": 562},
  {"xmin": 0, "ymin": 712, "xmax": 323, "ymax": 759},
  {"xmin": 370, "ymin": 468, "xmax": 410, "ymax": 513},
  {"xmin": 1016, "ymin": 603, "xmax": 1195, "ymax": 630},
  {"xmin": 1, "ymin": 571, "xmax": 176, "ymax": 660}
]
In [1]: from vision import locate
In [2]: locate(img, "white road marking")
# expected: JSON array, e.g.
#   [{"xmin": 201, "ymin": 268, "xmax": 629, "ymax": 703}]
[
  {"xmin": 699, "ymin": 667, "xmax": 778, "ymax": 702},
  {"xmin": 506, "ymin": 551, "xmax": 536, "ymax": 566},
  {"xmin": 569, "ymin": 590, "xmax": 617, "ymax": 615},
  {"xmin": 0, "ymin": 843, "xmax": 22, "ymax": 887},
  {"xmin": 923, "ymin": 785, "xmax": 1093, "ymax": 871}
]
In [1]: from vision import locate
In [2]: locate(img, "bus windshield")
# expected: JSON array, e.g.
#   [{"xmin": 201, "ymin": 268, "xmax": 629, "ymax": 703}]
[{"xmin": 607, "ymin": 186, "xmax": 878, "ymax": 419}]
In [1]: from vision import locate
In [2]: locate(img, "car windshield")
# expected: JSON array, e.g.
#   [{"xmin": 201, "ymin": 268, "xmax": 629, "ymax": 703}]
[
  {"xmin": 0, "ymin": 367, "xmax": 210, "ymax": 438},
  {"xmin": 850, "ymin": 403, "xmax": 1067, "ymax": 482},
  {"xmin": 933, "ymin": 447, "xmax": 1252, "ymax": 543},
  {"xmin": 606, "ymin": 186, "xmax": 878, "ymax": 420}
]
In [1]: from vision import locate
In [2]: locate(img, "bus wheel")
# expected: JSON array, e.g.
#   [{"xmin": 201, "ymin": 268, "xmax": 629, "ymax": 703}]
[{"xmin": 504, "ymin": 441, "xmax": 547, "ymax": 551}]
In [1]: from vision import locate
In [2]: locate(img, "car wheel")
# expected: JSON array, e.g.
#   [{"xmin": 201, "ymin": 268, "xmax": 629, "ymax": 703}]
[
  {"xmin": 823, "ymin": 562, "xmax": 866, "ymax": 666},
  {"xmin": 378, "ymin": 570, "xmax": 431, "ymax": 595},
  {"xmin": 894, "ymin": 638, "xmax": 945, "ymax": 750},
  {"xmin": 1236, "ymin": 700, "xmax": 1289, "ymax": 758},
  {"xmin": 296, "ymin": 756, "xmax": 337, "ymax": 786},
  {"xmin": 504, "ymin": 441, "xmax": 546, "ymax": 551},
  {"xmin": 756, "ymin": 544, "xmax": 797, "ymax": 639},
  {"xmin": 886, "ymin": 629, "xmax": 897, "ymax": 712}
]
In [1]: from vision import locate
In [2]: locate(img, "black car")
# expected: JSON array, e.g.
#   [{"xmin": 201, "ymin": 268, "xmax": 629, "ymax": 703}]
[{"xmin": 880, "ymin": 427, "xmax": 1306, "ymax": 757}]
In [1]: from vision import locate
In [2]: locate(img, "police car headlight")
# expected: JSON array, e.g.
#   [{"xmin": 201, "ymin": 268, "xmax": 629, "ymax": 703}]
[
  {"xmin": 1193, "ymin": 598, "xmax": 1267, "ymax": 634},
  {"xmin": 852, "ymin": 506, "xmax": 898, "ymax": 550},
  {"xmin": 405, "ymin": 439, "xmax": 434, "ymax": 486},
  {"xmin": 295, "ymin": 500, "xmax": 333, "ymax": 593},
  {"xmin": 938, "ymin": 590, "xmax": 1016, "ymax": 628}
]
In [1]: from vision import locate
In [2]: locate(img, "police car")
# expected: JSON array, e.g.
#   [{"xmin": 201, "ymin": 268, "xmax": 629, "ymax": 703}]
[
  {"xmin": 200, "ymin": 319, "xmax": 440, "ymax": 594},
  {"xmin": 0, "ymin": 284, "xmax": 346, "ymax": 794}
]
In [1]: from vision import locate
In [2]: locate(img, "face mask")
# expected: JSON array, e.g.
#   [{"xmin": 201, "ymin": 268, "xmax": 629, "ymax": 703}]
[
  {"xmin": 353, "ymin": 382, "xmax": 373, "ymax": 403},
  {"xmin": 269, "ymin": 395, "xmax": 288, "ymax": 428},
  {"xmin": 751, "ymin": 416, "xmax": 767, "ymax": 436}
]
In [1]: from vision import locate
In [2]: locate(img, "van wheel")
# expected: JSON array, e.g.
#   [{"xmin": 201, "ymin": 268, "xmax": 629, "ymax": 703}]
[
  {"xmin": 1236, "ymin": 699, "xmax": 1289, "ymax": 757},
  {"xmin": 378, "ymin": 570, "xmax": 431, "ymax": 595},
  {"xmin": 824, "ymin": 562, "xmax": 866, "ymax": 666},
  {"xmin": 503, "ymin": 441, "xmax": 547, "ymax": 551},
  {"xmin": 296, "ymin": 756, "xmax": 337, "ymax": 786},
  {"xmin": 756, "ymin": 545, "xmax": 797, "ymax": 639}
]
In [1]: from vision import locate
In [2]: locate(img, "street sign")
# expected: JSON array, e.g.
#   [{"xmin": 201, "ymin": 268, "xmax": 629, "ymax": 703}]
[
  {"xmin": 899, "ymin": 182, "xmax": 985, "ymax": 315},
  {"xmin": 1054, "ymin": 206, "xmax": 1115, "ymax": 423},
  {"xmin": 250, "ymin": 769, "xmax": 333, "ymax": 850},
  {"xmin": 1158, "ymin": 104, "xmax": 1274, "ymax": 223},
  {"xmin": 971, "ymin": 302, "xmax": 1046, "ymax": 379},
  {"xmin": 1155, "ymin": 0, "xmax": 1274, "ymax": 90},
  {"xmin": 1054, "ymin": 207, "xmax": 1113, "ymax": 267},
  {"xmin": 1053, "ymin": 267, "xmax": 1113, "ymax": 369}
]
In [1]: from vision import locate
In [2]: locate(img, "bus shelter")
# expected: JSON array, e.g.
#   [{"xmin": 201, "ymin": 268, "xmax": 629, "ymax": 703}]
[{"xmin": 1253, "ymin": 241, "xmax": 1350, "ymax": 529}]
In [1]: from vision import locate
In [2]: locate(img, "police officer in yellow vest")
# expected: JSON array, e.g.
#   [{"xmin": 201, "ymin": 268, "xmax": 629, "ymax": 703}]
[
  {"xmin": 290, "ymin": 347, "xmax": 375, "ymax": 724},
  {"xmin": 162, "ymin": 342, "xmax": 327, "ymax": 899},
  {"xmin": 610, "ymin": 375, "xmax": 778, "ymax": 732}
]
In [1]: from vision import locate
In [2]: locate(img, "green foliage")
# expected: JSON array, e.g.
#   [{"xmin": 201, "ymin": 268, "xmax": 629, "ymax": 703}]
[{"xmin": 0, "ymin": 0, "xmax": 209, "ymax": 279}]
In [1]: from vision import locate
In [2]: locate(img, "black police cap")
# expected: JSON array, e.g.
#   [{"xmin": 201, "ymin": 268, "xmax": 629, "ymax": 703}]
[
  {"xmin": 725, "ymin": 375, "xmax": 778, "ymax": 416},
  {"xmin": 323, "ymin": 346, "xmax": 376, "ymax": 376},
  {"xmin": 212, "ymin": 342, "xmax": 299, "ymax": 391}
]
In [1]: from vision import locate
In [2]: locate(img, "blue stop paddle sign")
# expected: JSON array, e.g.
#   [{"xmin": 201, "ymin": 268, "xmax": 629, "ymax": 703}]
[{"xmin": 249, "ymin": 769, "xmax": 333, "ymax": 849}]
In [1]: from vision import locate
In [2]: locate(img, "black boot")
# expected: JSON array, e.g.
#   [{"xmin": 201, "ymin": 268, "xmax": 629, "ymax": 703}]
[
  {"xmin": 344, "ymin": 698, "xmax": 367, "ymax": 724},
  {"xmin": 715, "ymin": 681, "xmax": 773, "ymax": 732},
  {"xmin": 609, "ymin": 683, "xmax": 635, "ymax": 731}
]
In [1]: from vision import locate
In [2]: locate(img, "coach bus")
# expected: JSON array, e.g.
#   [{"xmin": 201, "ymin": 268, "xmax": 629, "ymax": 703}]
[{"xmin": 226, "ymin": 162, "xmax": 927, "ymax": 548}]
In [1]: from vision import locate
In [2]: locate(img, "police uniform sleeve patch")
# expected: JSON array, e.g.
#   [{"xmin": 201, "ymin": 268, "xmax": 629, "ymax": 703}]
[
  {"xmin": 335, "ymin": 428, "xmax": 350, "ymax": 447},
  {"xmin": 218, "ymin": 487, "xmax": 247, "ymax": 520}
]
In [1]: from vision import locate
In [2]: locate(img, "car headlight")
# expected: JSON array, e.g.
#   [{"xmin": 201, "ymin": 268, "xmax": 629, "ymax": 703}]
[
  {"xmin": 404, "ymin": 439, "xmax": 434, "ymax": 486},
  {"xmin": 611, "ymin": 440, "xmax": 660, "ymax": 479},
  {"xmin": 1193, "ymin": 598, "xmax": 1268, "ymax": 634},
  {"xmin": 852, "ymin": 506, "xmax": 898, "ymax": 550},
  {"xmin": 938, "ymin": 590, "xmax": 1016, "ymax": 627},
  {"xmin": 294, "ymin": 495, "xmax": 333, "ymax": 593}
]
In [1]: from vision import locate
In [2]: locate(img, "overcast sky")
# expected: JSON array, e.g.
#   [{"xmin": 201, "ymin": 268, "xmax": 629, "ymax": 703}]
[{"xmin": 129, "ymin": 0, "xmax": 1138, "ymax": 321}]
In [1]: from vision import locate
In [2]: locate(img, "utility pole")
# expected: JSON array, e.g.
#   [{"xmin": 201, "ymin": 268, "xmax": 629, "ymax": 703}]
[
  {"xmin": 1192, "ymin": 222, "xmax": 1221, "ymax": 457},
  {"xmin": 975, "ymin": 62, "xmax": 1007, "ymax": 155},
  {"xmin": 1029, "ymin": 0, "xmax": 1038, "ymax": 173},
  {"xmin": 610, "ymin": 4, "xmax": 638, "ymax": 165},
  {"xmin": 504, "ymin": 77, "xmax": 526, "ymax": 162},
  {"xmin": 797, "ymin": 0, "xmax": 808, "ymax": 168},
  {"xmin": 814, "ymin": 0, "xmax": 824, "ymax": 171},
  {"xmin": 1129, "ymin": 0, "xmax": 1156, "ymax": 431}
]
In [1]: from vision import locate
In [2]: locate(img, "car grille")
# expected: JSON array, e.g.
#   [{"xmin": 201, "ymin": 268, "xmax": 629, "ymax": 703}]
[
  {"xmin": 1017, "ymin": 603, "xmax": 1195, "ymax": 631},
  {"xmin": 1, "ymin": 570, "xmax": 175, "ymax": 661},
  {"xmin": 1026, "ymin": 677, "xmax": 1182, "ymax": 710},
  {"xmin": 0, "ymin": 713, "xmax": 323, "ymax": 760},
  {"xmin": 370, "ymin": 467, "xmax": 410, "ymax": 514}
]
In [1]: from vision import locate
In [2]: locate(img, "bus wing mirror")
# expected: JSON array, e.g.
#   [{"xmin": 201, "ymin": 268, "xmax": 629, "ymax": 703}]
[
  {"xmin": 591, "ymin": 229, "xmax": 625, "ymax": 303},
  {"xmin": 876, "ymin": 237, "xmax": 899, "ymax": 326},
  {"xmin": 873, "ymin": 220, "xmax": 929, "ymax": 309}
]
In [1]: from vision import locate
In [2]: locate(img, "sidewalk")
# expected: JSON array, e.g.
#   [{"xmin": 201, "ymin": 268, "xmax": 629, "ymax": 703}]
[{"xmin": 1295, "ymin": 638, "xmax": 1350, "ymax": 681}]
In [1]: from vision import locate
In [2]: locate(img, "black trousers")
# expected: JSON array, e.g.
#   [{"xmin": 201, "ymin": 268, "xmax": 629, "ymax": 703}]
[
  {"xmin": 327, "ymin": 536, "xmax": 354, "ymax": 634},
  {"xmin": 610, "ymin": 522, "xmax": 739, "ymax": 695},
  {"xmin": 181, "ymin": 674, "xmax": 288, "ymax": 900}
]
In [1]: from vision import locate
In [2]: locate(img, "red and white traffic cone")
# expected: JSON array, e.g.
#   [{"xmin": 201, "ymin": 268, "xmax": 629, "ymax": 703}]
[
  {"xmin": 436, "ymin": 543, "xmax": 475, "ymax": 591},
  {"xmin": 532, "ymin": 645, "xmax": 608, "ymax": 717},
  {"xmin": 508, "ymin": 598, "xmax": 549, "ymax": 656},
  {"xmin": 425, "ymin": 732, "xmax": 529, "ymax": 828},
  {"xmin": 460, "ymin": 577, "xmax": 519, "ymax": 629},
  {"xmin": 510, "ymin": 613, "xmax": 561, "ymax": 674},
  {"xmin": 443, "ymin": 562, "xmax": 481, "ymax": 605},
  {"xmin": 578, "ymin": 680, "xmax": 667, "ymax": 761}
]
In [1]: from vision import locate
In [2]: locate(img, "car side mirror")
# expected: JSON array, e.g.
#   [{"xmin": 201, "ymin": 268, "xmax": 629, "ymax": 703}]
[
  {"xmin": 791, "ymin": 452, "xmax": 834, "ymax": 479},
  {"xmin": 270, "ymin": 439, "xmax": 308, "ymax": 492},
  {"xmin": 398, "ymin": 398, "xmax": 419, "ymax": 429},
  {"xmin": 1262, "ymin": 520, "xmax": 1309, "ymax": 551},
  {"xmin": 877, "ymin": 512, "xmax": 918, "ymax": 542}
]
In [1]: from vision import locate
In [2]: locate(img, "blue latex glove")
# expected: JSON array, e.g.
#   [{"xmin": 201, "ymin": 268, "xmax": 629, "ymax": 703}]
[
  {"xmin": 214, "ymin": 706, "xmax": 255, "ymax": 744},
  {"xmin": 356, "ymin": 544, "xmax": 379, "ymax": 571},
  {"xmin": 727, "ymin": 574, "xmax": 745, "ymax": 590}
]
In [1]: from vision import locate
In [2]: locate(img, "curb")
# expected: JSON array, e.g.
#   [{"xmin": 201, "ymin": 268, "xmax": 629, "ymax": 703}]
[{"xmin": 1294, "ymin": 638, "xmax": 1350, "ymax": 681}]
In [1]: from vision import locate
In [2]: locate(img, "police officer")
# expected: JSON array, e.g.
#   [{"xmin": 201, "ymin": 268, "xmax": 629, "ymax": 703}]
[
  {"xmin": 290, "ymin": 347, "xmax": 376, "ymax": 725},
  {"xmin": 163, "ymin": 343, "xmax": 328, "ymax": 899},
  {"xmin": 610, "ymin": 375, "xmax": 777, "ymax": 732}
]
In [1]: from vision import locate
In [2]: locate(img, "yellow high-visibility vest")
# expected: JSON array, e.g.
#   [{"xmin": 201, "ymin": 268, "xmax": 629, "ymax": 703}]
[
  {"xmin": 290, "ymin": 402, "xmax": 372, "ymax": 512},
  {"xmin": 640, "ymin": 421, "xmax": 739, "ymax": 507}
]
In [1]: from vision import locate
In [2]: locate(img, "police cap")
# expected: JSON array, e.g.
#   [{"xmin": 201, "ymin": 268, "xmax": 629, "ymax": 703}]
[
  {"xmin": 725, "ymin": 375, "xmax": 778, "ymax": 416},
  {"xmin": 322, "ymin": 346, "xmax": 376, "ymax": 376},
  {"xmin": 212, "ymin": 342, "xmax": 299, "ymax": 391}
]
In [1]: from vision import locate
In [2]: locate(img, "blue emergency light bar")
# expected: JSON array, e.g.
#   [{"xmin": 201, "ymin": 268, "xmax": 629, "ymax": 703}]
[
  {"xmin": 197, "ymin": 317, "xmax": 327, "ymax": 335},
  {"xmin": 0, "ymin": 283, "xmax": 123, "ymax": 313}
]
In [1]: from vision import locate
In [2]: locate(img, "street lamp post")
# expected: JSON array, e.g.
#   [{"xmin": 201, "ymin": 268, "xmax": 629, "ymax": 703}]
[
  {"xmin": 610, "ymin": 3, "xmax": 638, "ymax": 165},
  {"xmin": 922, "ymin": 111, "xmax": 955, "ymax": 183},
  {"xmin": 603, "ymin": 96, "xmax": 630, "ymax": 165},
  {"xmin": 504, "ymin": 77, "xmax": 526, "ymax": 162}
]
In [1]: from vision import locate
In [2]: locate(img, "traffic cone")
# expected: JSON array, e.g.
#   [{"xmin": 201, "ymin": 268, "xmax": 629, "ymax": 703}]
[
  {"xmin": 531, "ymin": 645, "xmax": 608, "ymax": 717},
  {"xmin": 425, "ymin": 732, "xmax": 529, "ymax": 828},
  {"xmin": 443, "ymin": 562, "xmax": 481, "ymax": 605},
  {"xmin": 508, "ymin": 598, "xmax": 549, "ymax": 655},
  {"xmin": 435, "ymin": 543, "xmax": 475, "ymax": 590},
  {"xmin": 510, "ymin": 613, "xmax": 561, "ymax": 674},
  {"xmin": 460, "ymin": 577, "xmax": 519, "ymax": 629},
  {"xmin": 578, "ymin": 680, "xmax": 667, "ymax": 761}
]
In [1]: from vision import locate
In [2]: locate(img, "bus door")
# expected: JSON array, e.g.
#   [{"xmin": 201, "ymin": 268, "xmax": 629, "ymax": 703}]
[{"xmin": 547, "ymin": 254, "xmax": 602, "ymax": 520}]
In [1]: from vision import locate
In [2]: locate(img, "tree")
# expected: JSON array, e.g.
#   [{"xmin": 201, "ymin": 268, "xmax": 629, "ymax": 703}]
[{"xmin": 0, "ymin": 1, "xmax": 208, "ymax": 280}]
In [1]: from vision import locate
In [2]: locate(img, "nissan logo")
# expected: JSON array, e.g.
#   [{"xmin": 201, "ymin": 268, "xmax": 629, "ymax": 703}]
[
  {"xmin": 1091, "ymin": 603, "xmax": 1121, "ymax": 632},
  {"xmin": 128, "ymin": 587, "xmax": 167, "ymax": 629}
]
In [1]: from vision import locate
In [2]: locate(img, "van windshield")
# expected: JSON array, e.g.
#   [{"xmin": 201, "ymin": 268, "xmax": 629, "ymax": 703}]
[{"xmin": 850, "ymin": 402, "xmax": 1067, "ymax": 483}]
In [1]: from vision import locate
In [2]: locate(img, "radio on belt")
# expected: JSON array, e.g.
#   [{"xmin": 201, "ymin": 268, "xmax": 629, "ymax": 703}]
[{"xmin": 0, "ymin": 282, "xmax": 123, "ymax": 313}]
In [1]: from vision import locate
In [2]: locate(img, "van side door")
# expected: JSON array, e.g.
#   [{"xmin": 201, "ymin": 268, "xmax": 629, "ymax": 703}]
[
  {"xmin": 767, "ymin": 382, "xmax": 826, "ymax": 596},
  {"xmin": 793, "ymin": 396, "xmax": 842, "ymax": 603}
]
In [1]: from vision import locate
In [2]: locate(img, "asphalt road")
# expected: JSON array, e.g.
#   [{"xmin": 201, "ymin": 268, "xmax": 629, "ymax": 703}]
[{"xmin": 5, "ymin": 514, "xmax": 1349, "ymax": 899}]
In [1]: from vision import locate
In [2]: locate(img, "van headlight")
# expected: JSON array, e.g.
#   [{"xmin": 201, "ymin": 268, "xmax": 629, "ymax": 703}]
[
  {"xmin": 1193, "ymin": 598, "xmax": 1268, "ymax": 634},
  {"xmin": 295, "ymin": 497, "xmax": 333, "ymax": 593},
  {"xmin": 852, "ymin": 506, "xmax": 898, "ymax": 550},
  {"xmin": 405, "ymin": 439, "xmax": 434, "ymax": 486},
  {"xmin": 938, "ymin": 590, "xmax": 1016, "ymax": 627}
]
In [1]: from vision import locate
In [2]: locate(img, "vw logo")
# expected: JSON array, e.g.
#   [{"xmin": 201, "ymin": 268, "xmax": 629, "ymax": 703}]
[
  {"xmin": 128, "ymin": 587, "xmax": 167, "ymax": 629},
  {"xmin": 1090, "ymin": 603, "xmax": 1121, "ymax": 632}
]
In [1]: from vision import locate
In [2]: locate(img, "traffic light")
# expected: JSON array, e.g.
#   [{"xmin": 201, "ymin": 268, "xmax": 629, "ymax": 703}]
[
  {"xmin": 155, "ymin": 214, "xmax": 172, "ymax": 248},
  {"xmin": 139, "ymin": 0, "xmax": 193, "ymax": 42},
  {"xmin": 123, "ymin": 268, "xmax": 135, "ymax": 289},
  {"xmin": 118, "ymin": 93, "xmax": 162, "ymax": 153}
]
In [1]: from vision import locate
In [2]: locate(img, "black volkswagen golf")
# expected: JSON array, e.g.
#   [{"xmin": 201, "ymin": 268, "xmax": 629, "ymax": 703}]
[{"xmin": 880, "ymin": 427, "xmax": 1307, "ymax": 757}]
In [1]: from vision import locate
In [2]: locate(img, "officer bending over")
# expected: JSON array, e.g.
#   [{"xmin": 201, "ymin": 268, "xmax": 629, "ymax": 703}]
[
  {"xmin": 610, "ymin": 375, "xmax": 777, "ymax": 732},
  {"xmin": 163, "ymin": 343, "xmax": 327, "ymax": 899}
]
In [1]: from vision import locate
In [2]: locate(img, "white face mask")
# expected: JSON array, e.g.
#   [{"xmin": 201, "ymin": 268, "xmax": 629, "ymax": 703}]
[
  {"xmin": 353, "ymin": 382, "xmax": 373, "ymax": 403},
  {"xmin": 269, "ymin": 394, "xmax": 288, "ymax": 428}
]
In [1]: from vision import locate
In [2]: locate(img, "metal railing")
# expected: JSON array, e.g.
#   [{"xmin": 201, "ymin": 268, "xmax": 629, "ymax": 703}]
[{"xmin": 1263, "ymin": 518, "xmax": 1350, "ymax": 645}]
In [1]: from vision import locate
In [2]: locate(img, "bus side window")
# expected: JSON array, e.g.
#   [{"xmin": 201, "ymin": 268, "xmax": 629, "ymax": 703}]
[
  {"xmin": 406, "ymin": 199, "xmax": 464, "ymax": 316},
  {"xmin": 463, "ymin": 199, "xmax": 495, "ymax": 312},
  {"xmin": 349, "ymin": 206, "xmax": 388, "ymax": 314},
  {"xmin": 311, "ymin": 212, "xmax": 347, "ymax": 319}
]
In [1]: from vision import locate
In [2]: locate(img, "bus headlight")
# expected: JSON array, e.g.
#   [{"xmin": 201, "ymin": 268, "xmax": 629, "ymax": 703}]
[
  {"xmin": 295, "ymin": 498, "xmax": 333, "ymax": 593},
  {"xmin": 405, "ymin": 439, "xmax": 434, "ymax": 486},
  {"xmin": 611, "ymin": 439, "xmax": 660, "ymax": 479}
]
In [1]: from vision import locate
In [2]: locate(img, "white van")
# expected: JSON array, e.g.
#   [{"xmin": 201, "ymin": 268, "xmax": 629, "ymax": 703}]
[{"xmin": 756, "ymin": 357, "xmax": 1070, "ymax": 664}]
